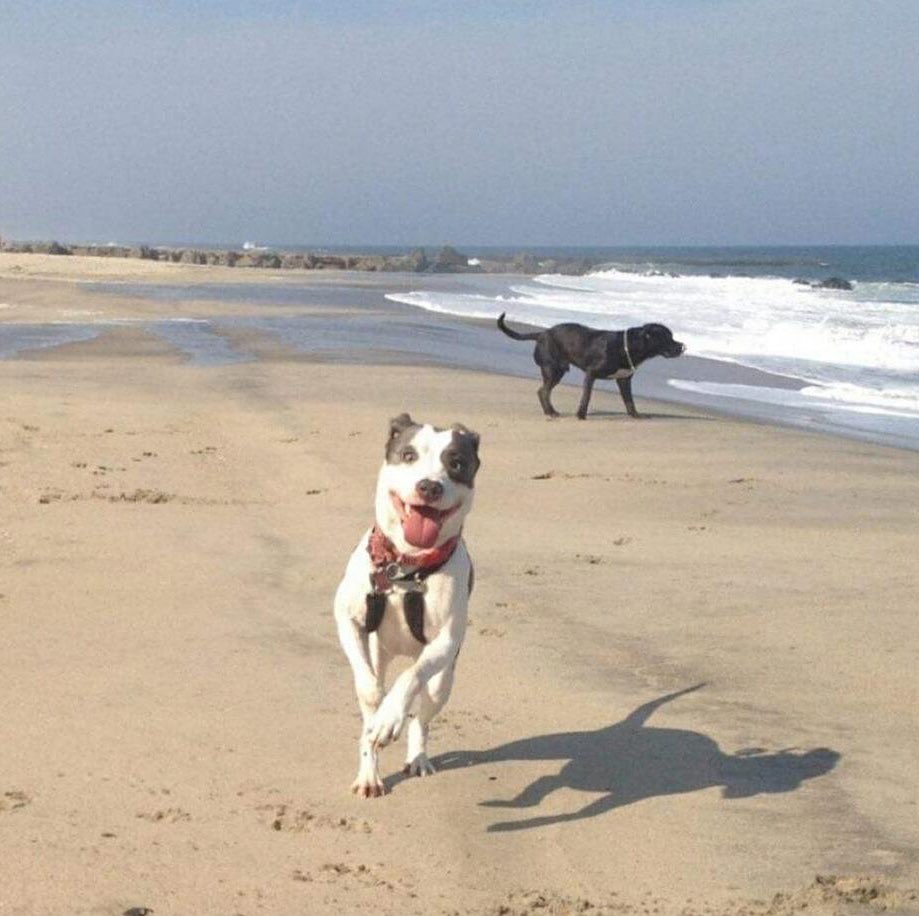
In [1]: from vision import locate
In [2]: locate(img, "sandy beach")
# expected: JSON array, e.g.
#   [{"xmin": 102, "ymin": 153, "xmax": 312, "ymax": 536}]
[{"xmin": 1, "ymin": 256, "xmax": 918, "ymax": 915}]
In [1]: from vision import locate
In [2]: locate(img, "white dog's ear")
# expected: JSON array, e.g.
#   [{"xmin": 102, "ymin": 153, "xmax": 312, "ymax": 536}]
[{"xmin": 389, "ymin": 413, "xmax": 416, "ymax": 439}]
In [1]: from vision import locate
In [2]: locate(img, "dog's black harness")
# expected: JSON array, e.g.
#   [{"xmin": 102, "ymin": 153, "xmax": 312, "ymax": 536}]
[
  {"xmin": 365, "ymin": 571, "xmax": 429, "ymax": 645},
  {"xmin": 364, "ymin": 527, "xmax": 461, "ymax": 644}
]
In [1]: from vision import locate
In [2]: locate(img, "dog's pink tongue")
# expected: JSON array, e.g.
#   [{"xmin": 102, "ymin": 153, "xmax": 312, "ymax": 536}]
[{"xmin": 403, "ymin": 505, "xmax": 442, "ymax": 549}]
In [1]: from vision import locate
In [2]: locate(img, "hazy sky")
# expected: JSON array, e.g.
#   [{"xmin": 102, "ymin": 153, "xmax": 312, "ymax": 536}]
[{"xmin": 1, "ymin": 0, "xmax": 917, "ymax": 247}]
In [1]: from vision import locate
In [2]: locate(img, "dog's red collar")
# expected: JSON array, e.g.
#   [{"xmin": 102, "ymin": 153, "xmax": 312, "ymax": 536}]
[{"xmin": 367, "ymin": 525, "xmax": 460, "ymax": 593}]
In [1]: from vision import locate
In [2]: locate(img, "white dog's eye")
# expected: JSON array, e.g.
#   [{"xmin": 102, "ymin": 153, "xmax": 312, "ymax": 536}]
[
  {"xmin": 401, "ymin": 447, "xmax": 418, "ymax": 463},
  {"xmin": 449, "ymin": 458, "xmax": 464, "ymax": 473}
]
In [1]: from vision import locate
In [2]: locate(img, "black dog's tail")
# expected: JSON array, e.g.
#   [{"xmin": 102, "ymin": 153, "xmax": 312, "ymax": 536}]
[{"xmin": 497, "ymin": 312, "xmax": 541, "ymax": 341}]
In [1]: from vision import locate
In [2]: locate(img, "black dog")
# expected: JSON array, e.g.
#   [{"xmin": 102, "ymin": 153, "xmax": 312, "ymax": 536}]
[{"xmin": 497, "ymin": 314, "xmax": 685, "ymax": 419}]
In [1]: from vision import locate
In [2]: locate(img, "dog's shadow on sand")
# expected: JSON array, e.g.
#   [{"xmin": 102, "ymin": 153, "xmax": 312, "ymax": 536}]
[{"xmin": 432, "ymin": 684, "xmax": 840, "ymax": 832}]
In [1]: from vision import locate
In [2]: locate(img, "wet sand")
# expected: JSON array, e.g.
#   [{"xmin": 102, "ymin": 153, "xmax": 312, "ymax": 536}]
[{"xmin": 1, "ymin": 256, "xmax": 917, "ymax": 915}]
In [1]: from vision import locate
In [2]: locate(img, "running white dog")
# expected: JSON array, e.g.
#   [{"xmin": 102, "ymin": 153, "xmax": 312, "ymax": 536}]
[{"xmin": 334, "ymin": 413, "xmax": 481, "ymax": 797}]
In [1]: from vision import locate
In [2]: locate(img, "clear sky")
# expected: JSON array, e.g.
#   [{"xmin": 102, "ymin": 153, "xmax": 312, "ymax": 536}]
[{"xmin": 1, "ymin": 0, "xmax": 917, "ymax": 247}]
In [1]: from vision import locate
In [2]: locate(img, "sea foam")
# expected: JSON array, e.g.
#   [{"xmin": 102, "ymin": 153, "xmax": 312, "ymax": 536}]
[{"xmin": 386, "ymin": 266, "xmax": 919, "ymax": 420}]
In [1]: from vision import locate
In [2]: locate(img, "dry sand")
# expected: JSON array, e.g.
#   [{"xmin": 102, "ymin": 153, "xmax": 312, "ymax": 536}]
[{"xmin": 1, "ymin": 257, "xmax": 917, "ymax": 915}]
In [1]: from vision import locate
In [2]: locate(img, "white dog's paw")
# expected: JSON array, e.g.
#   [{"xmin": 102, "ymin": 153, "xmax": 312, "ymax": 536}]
[
  {"xmin": 351, "ymin": 771, "xmax": 387, "ymax": 798},
  {"xmin": 368, "ymin": 699, "xmax": 408, "ymax": 749},
  {"xmin": 403, "ymin": 753, "xmax": 436, "ymax": 778}
]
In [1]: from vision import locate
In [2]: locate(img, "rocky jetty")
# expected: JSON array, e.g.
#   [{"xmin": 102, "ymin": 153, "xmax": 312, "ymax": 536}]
[
  {"xmin": 793, "ymin": 276, "xmax": 854, "ymax": 291},
  {"xmin": 0, "ymin": 239, "xmax": 600, "ymax": 276},
  {"xmin": 815, "ymin": 276, "xmax": 854, "ymax": 290}
]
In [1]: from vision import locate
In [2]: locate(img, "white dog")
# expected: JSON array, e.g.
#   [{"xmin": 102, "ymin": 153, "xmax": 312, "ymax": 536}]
[{"xmin": 334, "ymin": 413, "xmax": 481, "ymax": 797}]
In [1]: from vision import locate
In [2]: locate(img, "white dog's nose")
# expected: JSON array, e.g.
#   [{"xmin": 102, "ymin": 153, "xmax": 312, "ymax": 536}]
[{"xmin": 415, "ymin": 479, "xmax": 444, "ymax": 502}]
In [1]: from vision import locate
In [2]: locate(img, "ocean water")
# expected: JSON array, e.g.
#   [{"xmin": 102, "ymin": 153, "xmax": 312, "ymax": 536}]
[
  {"xmin": 385, "ymin": 246, "xmax": 919, "ymax": 439},
  {"xmin": 0, "ymin": 322, "xmax": 102, "ymax": 358}
]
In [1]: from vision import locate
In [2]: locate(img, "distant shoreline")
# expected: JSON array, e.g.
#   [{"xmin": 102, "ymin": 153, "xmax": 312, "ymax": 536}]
[{"xmin": 0, "ymin": 238, "xmax": 599, "ymax": 276}]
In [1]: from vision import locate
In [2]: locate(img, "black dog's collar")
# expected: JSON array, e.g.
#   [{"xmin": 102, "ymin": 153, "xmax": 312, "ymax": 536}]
[{"xmin": 623, "ymin": 328, "xmax": 636, "ymax": 374}]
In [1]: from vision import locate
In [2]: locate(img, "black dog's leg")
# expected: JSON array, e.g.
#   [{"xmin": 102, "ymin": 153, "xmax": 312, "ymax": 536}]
[
  {"xmin": 575, "ymin": 373, "xmax": 597, "ymax": 420},
  {"xmin": 617, "ymin": 376, "xmax": 643, "ymax": 418},
  {"xmin": 537, "ymin": 364, "xmax": 564, "ymax": 417}
]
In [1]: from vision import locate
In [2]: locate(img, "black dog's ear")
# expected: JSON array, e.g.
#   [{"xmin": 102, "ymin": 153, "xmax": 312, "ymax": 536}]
[
  {"xmin": 640, "ymin": 324, "xmax": 664, "ymax": 344},
  {"xmin": 452, "ymin": 423, "xmax": 480, "ymax": 452},
  {"xmin": 389, "ymin": 413, "xmax": 416, "ymax": 439}
]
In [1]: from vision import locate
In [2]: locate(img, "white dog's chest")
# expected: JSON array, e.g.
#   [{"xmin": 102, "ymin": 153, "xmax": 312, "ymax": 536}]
[
  {"xmin": 337, "ymin": 534, "xmax": 468, "ymax": 659},
  {"xmin": 374, "ymin": 593, "xmax": 437, "ymax": 656},
  {"xmin": 374, "ymin": 564, "xmax": 464, "ymax": 655}
]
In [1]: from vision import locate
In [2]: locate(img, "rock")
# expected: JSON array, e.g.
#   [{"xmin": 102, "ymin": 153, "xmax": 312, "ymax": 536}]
[
  {"xmin": 379, "ymin": 249, "xmax": 429, "ymax": 272},
  {"xmin": 311, "ymin": 255, "xmax": 347, "ymax": 270},
  {"xmin": 130, "ymin": 246, "xmax": 159, "ymax": 260},
  {"xmin": 554, "ymin": 258, "xmax": 593, "ymax": 276},
  {"xmin": 178, "ymin": 249, "xmax": 208, "ymax": 265},
  {"xmin": 258, "ymin": 253, "xmax": 281, "ymax": 269},
  {"xmin": 22, "ymin": 241, "xmax": 72, "ymax": 254},
  {"xmin": 408, "ymin": 248, "xmax": 428, "ymax": 272},
  {"xmin": 348, "ymin": 255, "xmax": 387, "ymax": 271},
  {"xmin": 815, "ymin": 276, "xmax": 853, "ymax": 290},
  {"xmin": 511, "ymin": 253, "xmax": 540, "ymax": 273},
  {"xmin": 280, "ymin": 253, "xmax": 307, "ymax": 269},
  {"xmin": 236, "ymin": 252, "xmax": 279, "ymax": 268},
  {"xmin": 431, "ymin": 245, "xmax": 469, "ymax": 271},
  {"xmin": 207, "ymin": 250, "xmax": 240, "ymax": 266}
]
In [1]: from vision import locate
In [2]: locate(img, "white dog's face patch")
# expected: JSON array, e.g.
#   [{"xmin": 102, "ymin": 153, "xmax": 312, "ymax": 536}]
[{"xmin": 374, "ymin": 414, "xmax": 480, "ymax": 553}]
